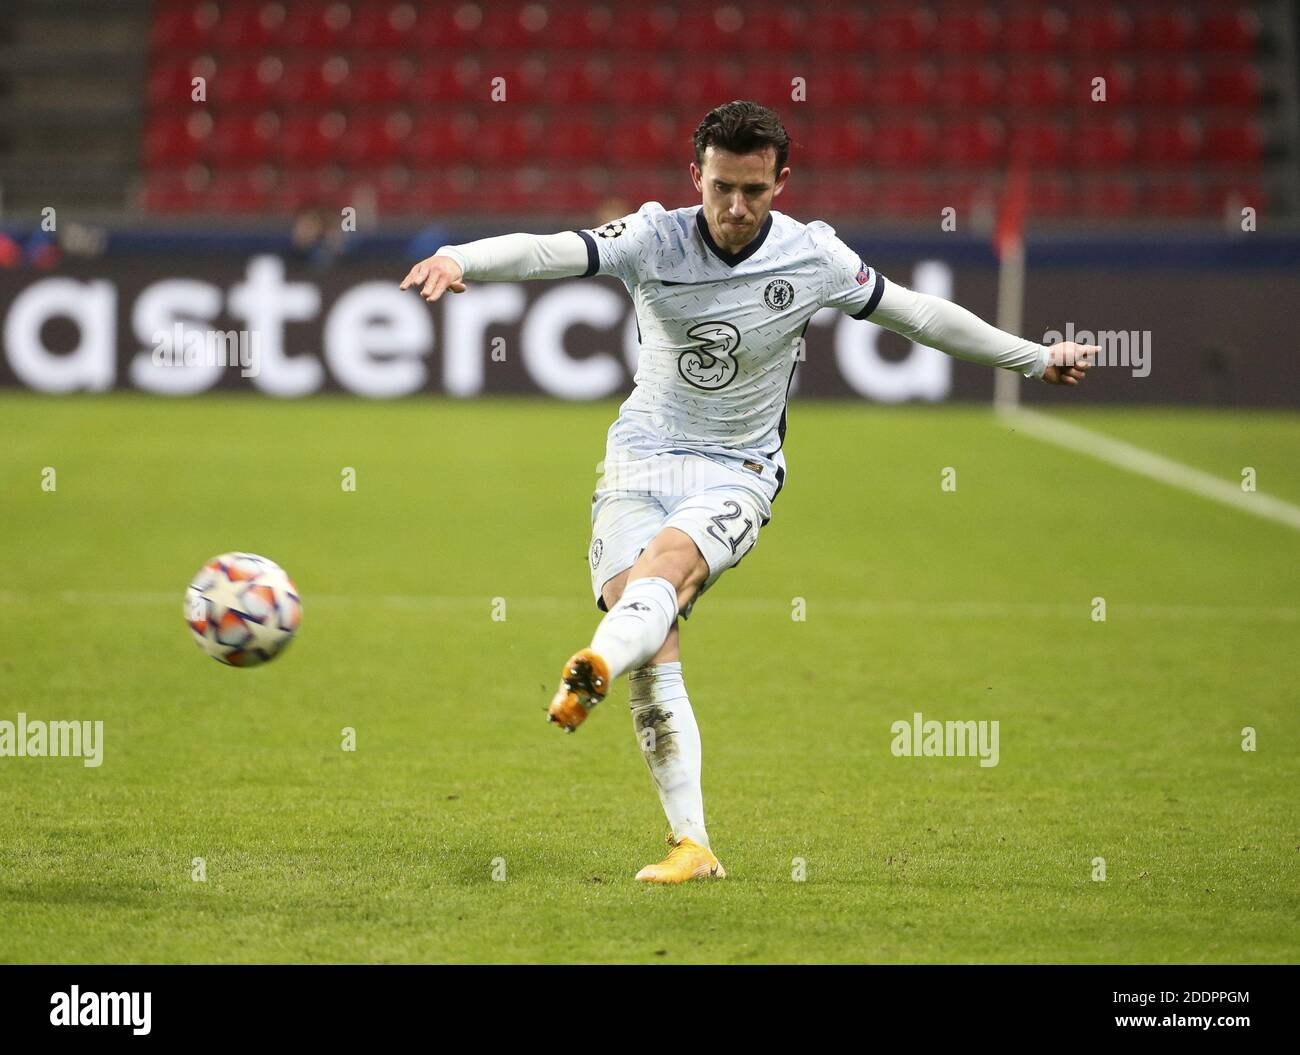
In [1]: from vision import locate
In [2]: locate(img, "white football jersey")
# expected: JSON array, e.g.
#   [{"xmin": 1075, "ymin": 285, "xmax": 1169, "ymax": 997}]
[{"xmin": 576, "ymin": 201, "xmax": 885, "ymax": 506}]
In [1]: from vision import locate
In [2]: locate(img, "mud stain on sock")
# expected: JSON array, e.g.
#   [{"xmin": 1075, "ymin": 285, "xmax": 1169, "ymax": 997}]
[{"xmin": 634, "ymin": 706, "xmax": 678, "ymax": 763}]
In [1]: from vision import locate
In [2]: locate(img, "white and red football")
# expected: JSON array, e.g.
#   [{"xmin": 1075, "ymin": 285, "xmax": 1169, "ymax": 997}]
[{"xmin": 185, "ymin": 552, "xmax": 302, "ymax": 667}]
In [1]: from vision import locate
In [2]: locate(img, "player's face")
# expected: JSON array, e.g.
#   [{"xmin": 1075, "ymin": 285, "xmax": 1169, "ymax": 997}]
[{"xmin": 691, "ymin": 145, "xmax": 790, "ymax": 253}]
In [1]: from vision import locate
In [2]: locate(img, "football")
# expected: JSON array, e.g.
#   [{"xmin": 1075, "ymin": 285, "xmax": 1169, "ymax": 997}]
[{"xmin": 184, "ymin": 552, "xmax": 302, "ymax": 667}]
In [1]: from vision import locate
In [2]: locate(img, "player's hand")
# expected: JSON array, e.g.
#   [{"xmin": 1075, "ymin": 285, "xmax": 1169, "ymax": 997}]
[
  {"xmin": 400, "ymin": 255, "xmax": 467, "ymax": 302},
  {"xmin": 1041, "ymin": 342, "xmax": 1098, "ymax": 386}
]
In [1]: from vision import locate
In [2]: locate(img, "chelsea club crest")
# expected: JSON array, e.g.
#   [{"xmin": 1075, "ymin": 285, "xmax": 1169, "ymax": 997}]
[{"xmin": 764, "ymin": 279, "xmax": 794, "ymax": 311}]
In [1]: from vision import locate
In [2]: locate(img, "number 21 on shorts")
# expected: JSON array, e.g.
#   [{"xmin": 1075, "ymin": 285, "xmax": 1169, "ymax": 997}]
[{"xmin": 706, "ymin": 500, "xmax": 754, "ymax": 555}]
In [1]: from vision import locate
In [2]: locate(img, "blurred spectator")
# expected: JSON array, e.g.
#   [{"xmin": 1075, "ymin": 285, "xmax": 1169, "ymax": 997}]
[{"xmin": 289, "ymin": 205, "xmax": 345, "ymax": 269}]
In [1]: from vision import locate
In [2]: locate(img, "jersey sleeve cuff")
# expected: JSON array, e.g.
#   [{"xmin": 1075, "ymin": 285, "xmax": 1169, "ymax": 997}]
[
  {"xmin": 850, "ymin": 275, "xmax": 887, "ymax": 319},
  {"xmin": 574, "ymin": 230, "xmax": 599, "ymax": 278},
  {"xmin": 436, "ymin": 245, "xmax": 470, "ymax": 276},
  {"xmin": 1023, "ymin": 345, "xmax": 1050, "ymax": 380}
]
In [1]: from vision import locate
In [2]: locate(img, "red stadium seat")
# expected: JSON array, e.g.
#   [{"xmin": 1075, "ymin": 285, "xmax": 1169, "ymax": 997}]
[
  {"xmin": 1074, "ymin": 117, "xmax": 1137, "ymax": 167},
  {"xmin": 147, "ymin": 57, "xmax": 214, "ymax": 107},
  {"xmin": 409, "ymin": 3, "xmax": 479, "ymax": 49},
  {"xmin": 1008, "ymin": 121, "xmax": 1068, "ymax": 165},
  {"xmin": 1207, "ymin": 179, "xmax": 1264, "ymax": 216},
  {"xmin": 281, "ymin": 2, "xmax": 354, "ymax": 48},
  {"xmin": 1135, "ymin": 9, "xmax": 1197, "ymax": 52},
  {"xmin": 1136, "ymin": 61, "xmax": 1201, "ymax": 107},
  {"xmin": 546, "ymin": 6, "xmax": 615, "ymax": 49},
  {"xmin": 1144, "ymin": 177, "xmax": 1205, "ymax": 216},
  {"xmin": 1199, "ymin": 9, "xmax": 1260, "ymax": 52},
  {"xmin": 211, "ymin": 1, "xmax": 285, "ymax": 49},
  {"xmin": 280, "ymin": 110, "xmax": 349, "ymax": 166},
  {"xmin": 934, "ymin": 9, "xmax": 999, "ymax": 54},
  {"xmin": 607, "ymin": 7, "xmax": 681, "ymax": 52},
  {"xmin": 1003, "ymin": 61, "xmax": 1070, "ymax": 109},
  {"xmin": 352, "ymin": 2, "xmax": 418, "ymax": 48},
  {"xmin": 143, "ymin": 112, "xmax": 212, "ymax": 167},
  {"xmin": 141, "ymin": 167, "xmax": 211, "ymax": 212},
  {"xmin": 805, "ymin": 9, "xmax": 870, "ymax": 53},
  {"xmin": 606, "ymin": 60, "xmax": 673, "ymax": 105},
  {"xmin": 1079, "ymin": 176, "xmax": 1141, "ymax": 219},
  {"xmin": 205, "ymin": 111, "xmax": 281, "ymax": 164},
  {"xmin": 746, "ymin": 8, "xmax": 808, "ymax": 52},
  {"xmin": 804, "ymin": 118, "xmax": 872, "ymax": 168},
  {"xmin": 824, "ymin": 66, "xmax": 872, "ymax": 107},
  {"xmin": 280, "ymin": 56, "xmax": 352, "ymax": 106},
  {"xmin": 208, "ymin": 168, "xmax": 278, "ymax": 212},
  {"xmin": 870, "ymin": 62, "xmax": 939, "ymax": 108},
  {"xmin": 1202, "ymin": 121, "xmax": 1263, "ymax": 163},
  {"xmin": 207, "ymin": 56, "xmax": 284, "ymax": 107},
  {"xmin": 1069, "ymin": 9, "xmax": 1133, "ymax": 54},
  {"xmin": 744, "ymin": 64, "xmax": 805, "ymax": 109},
  {"xmin": 542, "ymin": 58, "xmax": 611, "ymax": 105},
  {"xmin": 1202, "ymin": 63, "xmax": 1261, "ymax": 108},
  {"xmin": 875, "ymin": 180, "xmax": 949, "ymax": 219},
  {"xmin": 276, "ymin": 166, "xmax": 348, "ymax": 210},
  {"xmin": 871, "ymin": 8, "xmax": 938, "ymax": 52},
  {"xmin": 1137, "ymin": 118, "xmax": 1202, "ymax": 166},
  {"xmin": 675, "ymin": 9, "xmax": 747, "ymax": 53},
  {"xmin": 488, "ymin": 57, "xmax": 550, "ymax": 105},
  {"xmin": 1003, "ymin": 8, "xmax": 1068, "ymax": 53},
  {"xmin": 410, "ymin": 59, "xmax": 480, "ymax": 105},
  {"xmin": 403, "ymin": 111, "xmax": 479, "ymax": 166},
  {"xmin": 337, "ymin": 57, "xmax": 415, "ymax": 105},
  {"xmin": 869, "ymin": 119, "xmax": 940, "ymax": 169},
  {"xmin": 940, "ymin": 118, "xmax": 1005, "ymax": 167},
  {"xmin": 472, "ymin": 115, "xmax": 547, "ymax": 166},
  {"xmin": 672, "ymin": 62, "xmax": 744, "ymax": 106},
  {"xmin": 479, "ymin": 2, "xmax": 552, "ymax": 50},
  {"xmin": 337, "ymin": 110, "xmax": 411, "ymax": 166},
  {"xmin": 1075, "ymin": 60, "xmax": 1137, "ymax": 107},
  {"xmin": 150, "ymin": 2, "xmax": 219, "ymax": 49},
  {"xmin": 934, "ymin": 63, "xmax": 1003, "ymax": 108},
  {"xmin": 539, "ymin": 117, "xmax": 602, "ymax": 163},
  {"xmin": 1027, "ymin": 175, "xmax": 1072, "ymax": 218},
  {"xmin": 603, "ymin": 115, "xmax": 679, "ymax": 165}
]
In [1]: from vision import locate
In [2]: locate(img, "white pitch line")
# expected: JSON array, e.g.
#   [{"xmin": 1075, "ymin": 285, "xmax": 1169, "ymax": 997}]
[
  {"xmin": 0, "ymin": 591, "xmax": 1295, "ymax": 622},
  {"xmin": 999, "ymin": 406, "xmax": 1300, "ymax": 533}
]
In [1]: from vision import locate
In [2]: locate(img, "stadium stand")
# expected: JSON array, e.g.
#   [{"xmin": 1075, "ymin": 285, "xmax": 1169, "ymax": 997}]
[{"xmin": 0, "ymin": 1, "xmax": 1295, "ymax": 224}]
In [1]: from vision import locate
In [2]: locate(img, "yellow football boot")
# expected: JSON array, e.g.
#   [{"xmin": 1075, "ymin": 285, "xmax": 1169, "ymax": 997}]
[
  {"xmin": 634, "ymin": 836, "xmax": 726, "ymax": 883},
  {"xmin": 546, "ymin": 648, "xmax": 610, "ymax": 732}
]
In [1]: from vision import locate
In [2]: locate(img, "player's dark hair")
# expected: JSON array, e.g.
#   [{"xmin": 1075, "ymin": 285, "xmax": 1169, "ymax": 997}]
[{"xmin": 692, "ymin": 100, "xmax": 790, "ymax": 179}]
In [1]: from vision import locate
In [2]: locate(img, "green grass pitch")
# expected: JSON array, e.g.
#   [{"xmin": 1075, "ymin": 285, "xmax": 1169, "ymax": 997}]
[{"xmin": 1, "ymin": 393, "xmax": 1296, "ymax": 964}]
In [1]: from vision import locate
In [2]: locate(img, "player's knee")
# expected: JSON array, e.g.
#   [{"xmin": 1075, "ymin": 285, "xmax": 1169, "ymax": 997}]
[
  {"xmin": 600, "ymin": 569, "xmax": 630, "ymax": 610},
  {"xmin": 643, "ymin": 529, "xmax": 709, "ymax": 590}
]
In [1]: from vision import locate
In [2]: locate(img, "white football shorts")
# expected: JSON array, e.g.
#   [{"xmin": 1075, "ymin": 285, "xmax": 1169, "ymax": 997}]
[{"xmin": 587, "ymin": 451, "xmax": 773, "ymax": 620}]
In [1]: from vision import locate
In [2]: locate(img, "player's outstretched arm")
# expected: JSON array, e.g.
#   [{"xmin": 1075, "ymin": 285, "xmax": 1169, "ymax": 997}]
[
  {"xmin": 400, "ymin": 230, "xmax": 591, "ymax": 303},
  {"xmin": 870, "ymin": 281, "xmax": 1097, "ymax": 386}
]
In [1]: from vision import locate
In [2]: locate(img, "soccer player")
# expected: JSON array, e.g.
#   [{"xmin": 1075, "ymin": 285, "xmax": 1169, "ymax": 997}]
[{"xmin": 401, "ymin": 101, "xmax": 1096, "ymax": 884}]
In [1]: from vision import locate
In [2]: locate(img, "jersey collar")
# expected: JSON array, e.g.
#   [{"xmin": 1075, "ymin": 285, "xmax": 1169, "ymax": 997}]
[{"xmin": 695, "ymin": 209, "xmax": 773, "ymax": 267}]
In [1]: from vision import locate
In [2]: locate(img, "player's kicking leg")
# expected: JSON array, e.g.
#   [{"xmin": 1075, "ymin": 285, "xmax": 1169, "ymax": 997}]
[
  {"xmin": 549, "ymin": 526, "xmax": 724, "ymax": 883},
  {"xmin": 547, "ymin": 525, "xmax": 707, "ymax": 733}
]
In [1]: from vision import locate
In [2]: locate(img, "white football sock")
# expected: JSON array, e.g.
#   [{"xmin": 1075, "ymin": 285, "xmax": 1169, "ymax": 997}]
[
  {"xmin": 590, "ymin": 576, "xmax": 678, "ymax": 682},
  {"xmin": 628, "ymin": 661, "xmax": 708, "ymax": 848}
]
